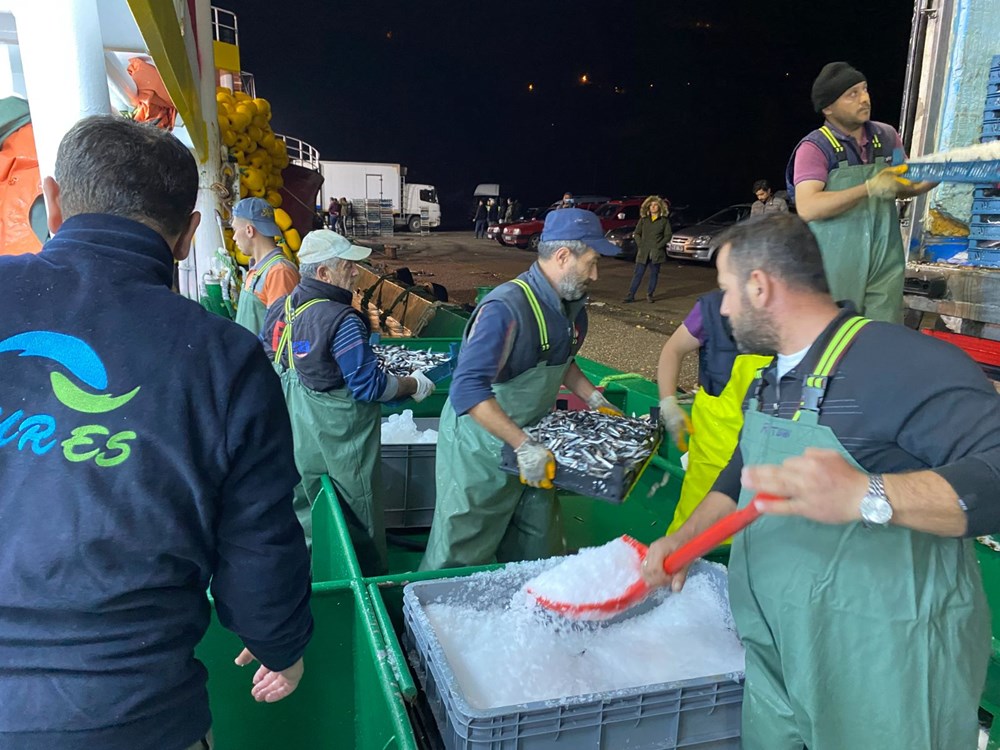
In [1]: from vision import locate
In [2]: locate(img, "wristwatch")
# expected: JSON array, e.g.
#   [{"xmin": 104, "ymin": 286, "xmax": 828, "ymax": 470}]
[{"xmin": 859, "ymin": 473, "xmax": 893, "ymax": 527}]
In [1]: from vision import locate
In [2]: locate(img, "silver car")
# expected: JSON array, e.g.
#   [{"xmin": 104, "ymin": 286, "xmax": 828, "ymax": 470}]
[{"xmin": 667, "ymin": 204, "xmax": 752, "ymax": 262}]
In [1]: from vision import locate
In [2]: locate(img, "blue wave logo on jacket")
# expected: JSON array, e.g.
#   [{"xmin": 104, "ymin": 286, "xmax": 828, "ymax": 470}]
[
  {"xmin": 0, "ymin": 331, "xmax": 140, "ymax": 466},
  {"xmin": 0, "ymin": 332, "xmax": 140, "ymax": 413}
]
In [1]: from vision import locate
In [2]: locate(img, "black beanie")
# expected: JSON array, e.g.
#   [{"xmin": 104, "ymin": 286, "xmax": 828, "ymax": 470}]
[{"xmin": 811, "ymin": 62, "xmax": 866, "ymax": 113}]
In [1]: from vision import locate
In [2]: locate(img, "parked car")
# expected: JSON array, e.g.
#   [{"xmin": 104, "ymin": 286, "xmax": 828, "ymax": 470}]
[
  {"xmin": 666, "ymin": 204, "xmax": 753, "ymax": 262},
  {"xmin": 594, "ymin": 198, "xmax": 644, "ymax": 233},
  {"xmin": 548, "ymin": 194, "xmax": 611, "ymax": 211},
  {"xmin": 501, "ymin": 207, "xmax": 556, "ymax": 250},
  {"xmin": 601, "ymin": 202, "xmax": 695, "ymax": 259},
  {"xmin": 488, "ymin": 207, "xmax": 542, "ymax": 244}
]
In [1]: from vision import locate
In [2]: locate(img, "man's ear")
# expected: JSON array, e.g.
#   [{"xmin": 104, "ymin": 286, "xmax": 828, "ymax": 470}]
[
  {"xmin": 42, "ymin": 177, "xmax": 63, "ymax": 235},
  {"xmin": 747, "ymin": 269, "xmax": 774, "ymax": 308},
  {"xmin": 171, "ymin": 212, "xmax": 201, "ymax": 261}
]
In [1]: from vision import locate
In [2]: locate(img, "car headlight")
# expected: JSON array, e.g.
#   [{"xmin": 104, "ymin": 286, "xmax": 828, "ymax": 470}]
[
  {"xmin": 695, "ymin": 235, "xmax": 712, "ymax": 245},
  {"xmin": 512, "ymin": 228, "xmax": 522, "ymax": 235}
]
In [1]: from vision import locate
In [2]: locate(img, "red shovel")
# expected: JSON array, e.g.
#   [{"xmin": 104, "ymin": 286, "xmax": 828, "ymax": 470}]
[{"xmin": 530, "ymin": 494, "xmax": 782, "ymax": 620}]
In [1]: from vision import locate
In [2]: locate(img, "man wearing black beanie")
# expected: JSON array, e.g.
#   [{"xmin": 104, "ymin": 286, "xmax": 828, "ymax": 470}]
[{"xmin": 784, "ymin": 62, "xmax": 936, "ymax": 323}]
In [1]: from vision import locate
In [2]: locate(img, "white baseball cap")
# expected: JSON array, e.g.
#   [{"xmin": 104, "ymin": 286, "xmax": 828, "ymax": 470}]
[{"xmin": 297, "ymin": 229, "xmax": 372, "ymax": 264}]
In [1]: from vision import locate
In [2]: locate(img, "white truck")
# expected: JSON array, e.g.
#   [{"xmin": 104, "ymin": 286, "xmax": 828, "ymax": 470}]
[{"xmin": 319, "ymin": 160, "xmax": 441, "ymax": 232}]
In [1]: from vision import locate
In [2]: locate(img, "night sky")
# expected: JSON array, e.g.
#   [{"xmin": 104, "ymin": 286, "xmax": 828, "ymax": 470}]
[{"xmin": 225, "ymin": 0, "xmax": 915, "ymax": 225}]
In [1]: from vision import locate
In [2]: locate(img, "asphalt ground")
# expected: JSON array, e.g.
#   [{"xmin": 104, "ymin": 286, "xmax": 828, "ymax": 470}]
[{"xmin": 357, "ymin": 231, "xmax": 719, "ymax": 390}]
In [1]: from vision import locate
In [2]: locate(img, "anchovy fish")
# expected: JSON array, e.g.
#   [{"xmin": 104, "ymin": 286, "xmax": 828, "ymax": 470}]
[
  {"xmin": 373, "ymin": 345, "xmax": 452, "ymax": 378},
  {"xmin": 523, "ymin": 409, "xmax": 659, "ymax": 480}
]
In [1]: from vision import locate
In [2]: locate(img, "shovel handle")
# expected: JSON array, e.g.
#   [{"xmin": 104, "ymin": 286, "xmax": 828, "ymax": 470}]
[{"xmin": 662, "ymin": 494, "xmax": 782, "ymax": 575}]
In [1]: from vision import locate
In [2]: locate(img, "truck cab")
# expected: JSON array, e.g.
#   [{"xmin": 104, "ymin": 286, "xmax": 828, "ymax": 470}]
[{"xmin": 403, "ymin": 182, "xmax": 441, "ymax": 231}]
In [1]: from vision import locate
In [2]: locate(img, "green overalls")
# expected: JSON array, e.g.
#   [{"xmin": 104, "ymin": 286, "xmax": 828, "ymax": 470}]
[
  {"xmin": 806, "ymin": 125, "xmax": 905, "ymax": 324},
  {"xmin": 273, "ymin": 296, "xmax": 386, "ymax": 575},
  {"xmin": 420, "ymin": 279, "xmax": 572, "ymax": 570},
  {"xmin": 234, "ymin": 251, "xmax": 292, "ymax": 334},
  {"xmin": 729, "ymin": 315, "xmax": 990, "ymax": 749}
]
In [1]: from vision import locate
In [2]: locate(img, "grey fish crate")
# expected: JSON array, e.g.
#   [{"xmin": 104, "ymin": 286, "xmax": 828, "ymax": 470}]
[
  {"xmin": 381, "ymin": 417, "xmax": 439, "ymax": 529},
  {"xmin": 403, "ymin": 563, "xmax": 744, "ymax": 750}
]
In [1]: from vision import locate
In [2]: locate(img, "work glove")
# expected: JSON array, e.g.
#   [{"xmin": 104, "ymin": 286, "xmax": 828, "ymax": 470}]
[
  {"xmin": 515, "ymin": 438, "xmax": 556, "ymax": 489},
  {"xmin": 410, "ymin": 371, "xmax": 436, "ymax": 403},
  {"xmin": 865, "ymin": 165, "xmax": 911, "ymax": 200},
  {"xmin": 658, "ymin": 395, "xmax": 693, "ymax": 451},
  {"xmin": 587, "ymin": 390, "xmax": 624, "ymax": 416}
]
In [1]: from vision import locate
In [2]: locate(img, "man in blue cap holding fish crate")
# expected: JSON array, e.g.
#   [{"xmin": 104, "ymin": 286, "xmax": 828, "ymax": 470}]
[{"xmin": 421, "ymin": 208, "xmax": 623, "ymax": 570}]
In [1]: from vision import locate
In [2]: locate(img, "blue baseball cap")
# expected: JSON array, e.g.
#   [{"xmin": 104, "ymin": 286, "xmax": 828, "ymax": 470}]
[
  {"xmin": 540, "ymin": 208, "xmax": 619, "ymax": 257},
  {"xmin": 232, "ymin": 197, "xmax": 282, "ymax": 237}
]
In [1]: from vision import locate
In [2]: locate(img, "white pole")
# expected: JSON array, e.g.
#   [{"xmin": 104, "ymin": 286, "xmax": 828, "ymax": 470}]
[
  {"xmin": 178, "ymin": 0, "xmax": 224, "ymax": 302},
  {"xmin": 12, "ymin": 0, "xmax": 111, "ymax": 180}
]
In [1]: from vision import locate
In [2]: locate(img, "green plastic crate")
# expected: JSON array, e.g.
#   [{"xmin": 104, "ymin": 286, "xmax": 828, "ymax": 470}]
[
  {"xmin": 312, "ymin": 476, "xmax": 364, "ymax": 583},
  {"xmin": 418, "ymin": 306, "xmax": 471, "ymax": 339},
  {"xmin": 197, "ymin": 579, "xmax": 417, "ymax": 750},
  {"xmin": 364, "ymin": 567, "xmax": 503, "ymax": 719},
  {"xmin": 977, "ymin": 539, "xmax": 1000, "ymax": 739}
]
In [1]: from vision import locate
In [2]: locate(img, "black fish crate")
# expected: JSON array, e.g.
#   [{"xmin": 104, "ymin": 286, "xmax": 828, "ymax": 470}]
[{"xmin": 499, "ymin": 409, "xmax": 661, "ymax": 504}]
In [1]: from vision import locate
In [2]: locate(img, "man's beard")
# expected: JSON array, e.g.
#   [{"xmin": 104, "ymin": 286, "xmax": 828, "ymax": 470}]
[
  {"xmin": 557, "ymin": 271, "xmax": 589, "ymax": 301},
  {"xmin": 731, "ymin": 295, "xmax": 780, "ymax": 355}
]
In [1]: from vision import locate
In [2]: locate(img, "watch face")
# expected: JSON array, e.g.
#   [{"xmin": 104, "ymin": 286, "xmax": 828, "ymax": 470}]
[{"xmin": 862, "ymin": 495, "xmax": 893, "ymax": 525}]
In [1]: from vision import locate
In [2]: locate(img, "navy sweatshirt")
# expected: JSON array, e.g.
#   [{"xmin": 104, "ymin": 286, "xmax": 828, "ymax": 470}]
[{"xmin": 0, "ymin": 215, "xmax": 313, "ymax": 750}]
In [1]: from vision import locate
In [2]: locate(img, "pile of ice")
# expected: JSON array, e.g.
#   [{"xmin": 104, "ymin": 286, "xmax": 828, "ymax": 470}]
[
  {"xmin": 381, "ymin": 410, "xmax": 437, "ymax": 445},
  {"xmin": 525, "ymin": 536, "xmax": 642, "ymax": 607},
  {"xmin": 415, "ymin": 549, "xmax": 744, "ymax": 710}
]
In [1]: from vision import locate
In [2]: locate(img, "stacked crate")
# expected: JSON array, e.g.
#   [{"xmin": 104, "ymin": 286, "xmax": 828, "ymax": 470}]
[
  {"xmin": 968, "ymin": 54, "xmax": 1000, "ymax": 266},
  {"xmin": 350, "ymin": 199, "xmax": 369, "ymax": 236},
  {"xmin": 379, "ymin": 199, "xmax": 394, "ymax": 236}
]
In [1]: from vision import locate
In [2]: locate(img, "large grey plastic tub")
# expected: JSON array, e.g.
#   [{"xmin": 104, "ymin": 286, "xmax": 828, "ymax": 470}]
[
  {"xmin": 403, "ymin": 561, "xmax": 744, "ymax": 749},
  {"xmin": 381, "ymin": 417, "xmax": 439, "ymax": 529}
]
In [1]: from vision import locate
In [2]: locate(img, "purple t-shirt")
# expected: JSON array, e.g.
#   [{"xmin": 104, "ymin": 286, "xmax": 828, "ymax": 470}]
[
  {"xmin": 793, "ymin": 122, "xmax": 905, "ymax": 185},
  {"xmin": 682, "ymin": 302, "xmax": 707, "ymax": 345}
]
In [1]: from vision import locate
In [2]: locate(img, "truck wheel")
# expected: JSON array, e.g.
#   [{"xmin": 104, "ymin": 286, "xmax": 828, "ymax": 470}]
[
  {"xmin": 528, "ymin": 234, "xmax": 540, "ymax": 252},
  {"xmin": 408, "ymin": 215, "xmax": 422, "ymax": 233}
]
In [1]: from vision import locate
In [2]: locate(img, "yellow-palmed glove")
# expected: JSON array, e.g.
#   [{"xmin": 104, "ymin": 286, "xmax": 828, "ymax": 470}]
[
  {"xmin": 659, "ymin": 395, "xmax": 693, "ymax": 451},
  {"xmin": 515, "ymin": 439, "xmax": 556, "ymax": 489},
  {"xmin": 865, "ymin": 165, "xmax": 911, "ymax": 200},
  {"xmin": 587, "ymin": 390, "xmax": 624, "ymax": 417}
]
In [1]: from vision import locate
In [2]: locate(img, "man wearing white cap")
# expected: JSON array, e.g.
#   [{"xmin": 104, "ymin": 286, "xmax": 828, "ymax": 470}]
[{"xmin": 261, "ymin": 230, "xmax": 435, "ymax": 573}]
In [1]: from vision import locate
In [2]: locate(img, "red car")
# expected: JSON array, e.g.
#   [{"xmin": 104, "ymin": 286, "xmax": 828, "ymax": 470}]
[
  {"xmin": 594, "ymin": 198, "xmax": 646, "ymax": 232},
  {"xmin": 488, "ymin": 208, "xmax": 543, "ymax": 245},
  {"xmin": 500, "ymin": 207, "xmax": 556, "ymax": 250}
]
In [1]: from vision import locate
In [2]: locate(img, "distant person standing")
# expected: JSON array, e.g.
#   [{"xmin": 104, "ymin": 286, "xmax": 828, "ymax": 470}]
[
  {"xmin": 327, "ymin": 197, "xmax": 339, "ymax": 230},
  {"xmin": 473, "ymin": 199, "xmax": 487, "ymax": 239},
  {"xmin": 504, "ymin": 197, "xmax": 515, "ymax": 223},
  {"xmin": 559, "ymin": 192, "xmax": 575, "ymax": 208},
  {"xmin": 487, "ymin": 198, "xmax": 500, "ymax": 224},
  {"xmin": 624, "ymin": 195, "xmax": 672, "ymax": 303},
  {"xmin": 750, "ymin": 180, "xmax": 788, "ymax": 216},
  {"xmin": 510, "ymin": 198, "xmax": 522, "ymax": 222},
  {"xmin": 338, "ymin": 197, "xmax": 350, "ymax": 234}
]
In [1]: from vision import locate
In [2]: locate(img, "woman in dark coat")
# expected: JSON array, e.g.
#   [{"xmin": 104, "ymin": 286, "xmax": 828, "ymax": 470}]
[{"xmin": 624, "ymin": 195, "xmax": 672, "ymax": 303}]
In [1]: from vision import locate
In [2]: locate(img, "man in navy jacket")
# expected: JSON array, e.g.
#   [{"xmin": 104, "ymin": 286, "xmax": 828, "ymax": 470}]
[{"xmin": 0, "ymin": 116, "xmax": 313, "ymax": 750}]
